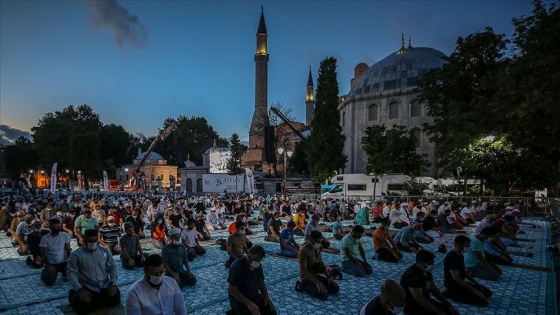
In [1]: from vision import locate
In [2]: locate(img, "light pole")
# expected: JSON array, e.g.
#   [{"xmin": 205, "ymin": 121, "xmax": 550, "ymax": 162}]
[{"xmin": 277, "ymin": 147, "xmax": 293, "ymax": 199}]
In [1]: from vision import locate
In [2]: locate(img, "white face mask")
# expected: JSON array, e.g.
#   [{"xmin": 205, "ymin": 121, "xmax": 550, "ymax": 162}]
[
  {"xmin": 312, "ymin": 243, "xmax": 322, "ymax": 249},
  {"xmin": 238, "ymin": 230, "xmax": 245, "ymax": 235},
  {"xmin": 172, "ymin": 239, "xmax": 181, "ymax": 246},
  {"xmin": 85, "ymin": 242, "xmax": 98, "ymax": 251},
  {"xmin": 250, "ymin": 261, "xmax": 261, "ymax": 268},
  {"xmin": 424, "ymin": 264, "xmax": 434, "ymax": 273},
  {"xmin": 157, "ymin": 220, "xmax": 163, "ymax": 224},
  {"xmin": 149, "ymin": 274, "xmax": 164, "ymax": 285},
  {"xmin": 390, "ymin": 306, "xmax": 405, "ymax": 315}
]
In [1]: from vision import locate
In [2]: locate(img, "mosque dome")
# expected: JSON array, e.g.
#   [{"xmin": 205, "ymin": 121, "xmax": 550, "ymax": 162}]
[
  {"xmin": 184, "ymin": 160, "xmax": 197, "ymax": 168},
  {"xmin": 135, "ymin": 151, "xmax": 165, "ymax": 161},
  {"xmin": 348, "ymin": 46, "xmax": 447, "ymax": 98}
]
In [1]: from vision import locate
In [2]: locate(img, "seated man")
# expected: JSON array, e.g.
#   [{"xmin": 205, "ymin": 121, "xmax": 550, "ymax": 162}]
[
  {"xmin": 181, "ymin": 218, "xmax": 207, "ymax": 261},
  {"xmin": 443, "ymin": 235, "xmax": 492, "ymax": 306},
  {"xmin": 62, "ymin": 208, "xmax": 76, "ymax": 238},
  {"xmin": 437, "ymin": 209, "xmax": 456, "ymax": 234},
  {"xmin": 332, "ymin": 215, "xmax": 346, "ymax": 240},
  {"xmin": 207, "ymin": 208, "xmax": 226, "ymax": 230},
  {"xmin": 124, "ymin": 208, "xmax": 146, "ymax": 239},
  {"xmin": 400, "ymin": 250, "xmax": 459, "ymax": 315},
  {"xmin": 120, "ymin": 222, "xmax": 145, "ymax": 270},
  {"xmin": 168, "ymin": 207, "xmax": 183, "ymax": 230},
  {"xmin": 389, "ymin": 207, "xmax": 409, "ymax": 229},
  {"xmin": 492, "ymin": 213, "xmax": 518, "ymax": 247},
  {"xmin": 412, "ymin": 214, "xmax": 434, "ymax": 244},
  {"xmin": 460, "ymin": 204, "xmax": 476, "ymax": 224},
  {"xmin": 463, "ymin": 227, "xmax": 501, "ymax": 281},
  {"xmin": 371, "ymin": 201, "xmax": 384, "ymax": 223},
  {"xmin": 40, "ymin": 218, "xmax": 72, "ymax": 286},
  {"xmin": 423, "ymin": 210, "xmax": 445, "ymax": 239},
  {"xmin": 265, "ymin": 212, "xmax": 283, "ymax": 243},
  {"xmin": 355, "ymin": 202, "xmax": 370, "ymax": 226},
  {"xmin": 293, "ymin": 208, "xmax": 307, "ymax": 236},
  {"xmin": 13, "ymin": 215, "xmax": 34, "ymax": 256},
  {"xmin": 225, "ymin": 221, "xmax": 249, "ymax": 268},
  {"xmin": 26, "ymin": 219, "xmax": 51, "ymax": 267},
  {"xmin": 296, "ymin": 230, "xmax": 339, "ymax": 300},
  {"xmin": 393, "ymin": 223, "xmax": 422, "ymax": 253},
  {"xmin": 99, "ymin": 216, "xmax": 121, "ymax": 255},
  {"xmin": 278, "ymin": 221, "xmax": 300, "ymax": 258},
  {"xmin": 305, "ymin": 214, "xmax": 330, "ymax": 249},
  {"xmin": 125, "ymin": 254, "xmax": 187, "ymax": 315},
  {"xmin": 340, "ymin": 225, "xmax": 372, "ymax": 277},
  {"xmin": 162, "ymin": 228, "xmax": 197, "ymax": 287},
  {"xmin": 67, "ymin": 229, "xmax": 120, "ymax": 314},
  {"xmin": 227, "ymin": 245, "xmax": 277, "ymax": 315},
  {"xmin": 360, "ymin": 280, "xmax": 406, "ymax": 315},
  {"xmin": 374, "ymin": 217, "xmax": 403, "ymax": 263}
]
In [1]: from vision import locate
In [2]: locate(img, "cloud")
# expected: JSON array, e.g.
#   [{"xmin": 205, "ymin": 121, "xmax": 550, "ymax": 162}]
[
  {"xmin": 0, "ymin": 125, "xmax": 32, "ymax": 144},
  {"xmin": 85, "ymin": 0, "xmax": 149, "ymax": 48}
]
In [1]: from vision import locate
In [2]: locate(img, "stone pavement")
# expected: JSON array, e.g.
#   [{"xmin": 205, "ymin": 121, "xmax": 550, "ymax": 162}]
[{"xmin": 0, "ymin": 217, "xmax": 557, "ymax": 315}]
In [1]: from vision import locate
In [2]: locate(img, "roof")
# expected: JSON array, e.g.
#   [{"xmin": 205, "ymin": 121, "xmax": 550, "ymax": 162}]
[
  {"xmin": 348, "ymin": 46, "xmax": 447, "ymax": 98},
  {"xmin": 257, "ymin": 7, "xmax": 267, "ymax": 35},
  {"xmin": 134, "ymin": 151, "xmax": 164, "ymax": 161}
]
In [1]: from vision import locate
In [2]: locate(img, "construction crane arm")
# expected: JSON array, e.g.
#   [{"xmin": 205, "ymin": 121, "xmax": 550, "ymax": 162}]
[{"xmin": 270, "ymin": 107, "xmax": 307, "ymax": 141}]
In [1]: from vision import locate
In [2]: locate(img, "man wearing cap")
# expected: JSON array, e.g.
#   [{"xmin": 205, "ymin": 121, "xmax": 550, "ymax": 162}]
[
  {"xmin": 25, "ymin": 218, "xmax": 50, "ymax": 267},
  {"xmin": 359, "ymin": 279, "xmax": 406, "ymax": 315},
  {"xmin": 125, "ymin": 254, "xmax": 187, "ymax": 315},
  {"xmin": 162, "ymin": 227, "xmax": 197, "ymax": 287},
  {"xmin": 74, "ymin": 208, "xmax": 99, "ymax": 246},
  {"xmin": 67, "ymin": 228, "xmax": 120, "ymax": 314},
  {"xmin": 120, "ymin": 221, "xmax": 145, "ymax": 269},
  {"xmin": 40, "ymin": 218, "xmax": 72, "ymax": 285}
]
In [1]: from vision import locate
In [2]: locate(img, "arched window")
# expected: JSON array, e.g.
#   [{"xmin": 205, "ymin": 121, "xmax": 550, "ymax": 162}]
[
  {"xmin": 411, "ymin": 127, "xmax": 422, "ymax": 146},
  {"xmin": 196, "ymin": 178, "xmax": 203, "ymax": 193},
  {"xmin": 410, "ymin": 99, "xmax": 422, "ymax": 117},
  {"xmin": 388, "ymin": 101, "xmax": 399, "ymax": 119},
  {"xmin": 368, "ymin": 104, "xmax": 378, "ymax": 121},
  {"xmin": 186, "ymin": 178, "xmax": 192, "ymax": 193}
]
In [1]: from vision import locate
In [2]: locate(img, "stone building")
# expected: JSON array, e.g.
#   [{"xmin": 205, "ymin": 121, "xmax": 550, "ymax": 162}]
[
  {"xmin": 117, "ymin": 149, "xmax": 178, "ymax": 191},
  {"xmin": 338, "ymin": 37, "xmax": 447, "ymax": 177},
  {"xmin": 178, "ymin": 160, "xmax": 209, "ymax": 194}
]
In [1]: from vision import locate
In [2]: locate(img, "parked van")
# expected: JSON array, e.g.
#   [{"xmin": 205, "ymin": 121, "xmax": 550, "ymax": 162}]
[{"xmin": 321, "ymin": 173, "xmax": 411, "ymax": 199}]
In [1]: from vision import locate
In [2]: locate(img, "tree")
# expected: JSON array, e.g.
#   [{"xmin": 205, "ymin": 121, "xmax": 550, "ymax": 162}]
[
  {"xmin": 288, "ymin": 141, "xmax": 309, "ymax": 177},
  {"xmin": 404, "ymin": 177, "xmax": 430, "ymax": 196},
  {"xmin": 99, "ymin": 124, "xmax": 136, "ymax": 168},
  {"xmin": 158, "ymin": 116, "xmax": 228, "ymax": 166},
  {"xmin": 305, "ymin": 57, "xmax": 346, "ymax": 183},
  {"xmin": 4, "ymin": 137, "xmax": 38, "ymax": 180},
  {"xmin": 69, "ymin": 132, "xmax": 101, "ymax": 190},
  {"xmin": 32, "ymin": 105, "xmax": 102, "ymax": 169},
  {"xmin": 362, "ymin": 125, "xmax": 430, "ymax": 176},
  {"xmin": 226, "ymin": 133, "xmax": 246, "ymax": 176}
]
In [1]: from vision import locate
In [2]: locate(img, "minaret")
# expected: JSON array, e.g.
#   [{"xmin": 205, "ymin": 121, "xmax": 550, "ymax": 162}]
[
  {"xmin": 249, "ymin": 6, "xmax": 270, "ymax": 149},
  {"xmin": 305, "ymin": 67, "xmax": 315, "ymax": 126}
]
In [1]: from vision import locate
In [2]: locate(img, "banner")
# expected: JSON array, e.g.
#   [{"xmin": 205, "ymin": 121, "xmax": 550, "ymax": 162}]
[
  {"xmin": 50, "ymin": 163, "xmax": 57, "ymax": 194},
  {"xmin": 103, "ymin": 171, "xmax": 108, "ymax": 191},
  {"xmin": 77, "ymin": 171, "xmax": 83, "ymax": 190},
  {"xmin": 245, "ymin": 168, "xmax": 254, "ymax": 194}
]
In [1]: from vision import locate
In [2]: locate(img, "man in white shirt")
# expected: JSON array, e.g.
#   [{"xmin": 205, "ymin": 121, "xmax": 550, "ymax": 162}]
[
  {"xmin": 40, "ymin": 218, "xmax": 72, "ymax": 285},
  {"xmin": 125, "ymin": 254, "xmax": 187, "ymax": 315}
]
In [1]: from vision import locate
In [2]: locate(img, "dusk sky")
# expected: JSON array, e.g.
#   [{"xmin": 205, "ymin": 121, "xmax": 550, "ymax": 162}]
[{"xmin": 0, "ymin": 0, "xmax": 541, "ymax": 144}]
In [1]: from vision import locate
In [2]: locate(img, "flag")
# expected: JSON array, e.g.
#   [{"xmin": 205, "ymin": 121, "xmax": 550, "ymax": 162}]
[
  {"xmin": 245, "ymin": 168, "xmax": 254, "ymax": 194},
  {"xmin": 50, "ymin": 163, "xmax": 57, "ymax": 194},
  {"xmin": 103, "ymin": 171, "xmax": 108, "ymax": 191}
]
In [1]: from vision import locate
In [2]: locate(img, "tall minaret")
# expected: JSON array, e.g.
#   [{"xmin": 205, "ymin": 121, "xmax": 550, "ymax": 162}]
[
  {"xmin": 305, "ymin": 67, "xmax": 315, "ymax": 127},
  {"xmin": 249, "ymin": 6, "xmax": 270, "ymax": 149}
]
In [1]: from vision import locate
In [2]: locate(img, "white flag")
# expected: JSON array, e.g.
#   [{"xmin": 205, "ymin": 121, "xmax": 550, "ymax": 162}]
[
  {"xmin": 245, "ymin": 168, "xmax": 254, "ymax": 194},
  {"xmin": 103, "ymin": 171, "xmax": 108, "ymax": 191},
  {"xmin": 50, "ymin": 163, "xmax": 57, "ymax": 194}
]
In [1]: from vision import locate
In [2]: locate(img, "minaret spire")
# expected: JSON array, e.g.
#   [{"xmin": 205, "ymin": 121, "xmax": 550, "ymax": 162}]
[
  {"xmin": 397, "ymin": 32, "xmax": 407, "ymax": 55},
  {"xmin": 305, "ymin": 67, "xmax": 315, "ymax": 126}
]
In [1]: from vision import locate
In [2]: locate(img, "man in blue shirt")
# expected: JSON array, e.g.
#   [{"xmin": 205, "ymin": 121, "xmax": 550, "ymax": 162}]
[
  {"xmin": 279, "ymin": 221, "xmax": 300, "ymax": 258},
  {"xmin": 463, "ymin": 227, "xmax": 501, "ymax": 281}
]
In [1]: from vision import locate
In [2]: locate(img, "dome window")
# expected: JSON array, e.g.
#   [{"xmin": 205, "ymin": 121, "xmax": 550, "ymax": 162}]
[
  {"xmin": 410, "ymin": 100, "xmax": 422, "ymax": 117},
  {"xmin": 388, "ymin": 102, "xmax": 400, "ymax": 119},
  {"xmin": 368, "ymin": 104, "xmax": 379, "ymax": 121}
]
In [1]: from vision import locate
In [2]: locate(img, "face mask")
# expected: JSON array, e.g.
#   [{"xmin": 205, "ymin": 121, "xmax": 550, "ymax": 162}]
[
  {"xmin": 33, "ymin": 227, "xmax": 42, "ymax": 232},
  {"xmin": 313, "ymin": 243, "xmax": 322, "ymax": 249},
  {"xmin": 250, "ymin": 261, "xmax": 261, "ymax": 268},
  {"xmin": 238, "ymin": 230, "xmax": 246, "ymax": 235},
  {"xmin": 149, "ymin": 274, "xmax": 164, "ymax": 285},
  {"xmin": 85, "ymin": 242, "xmax": 98, "ymax": 251},
  {"xmin": 424, "ymin": 264, "xmax": 434, "ymax": 273},
  {"xmin": 157, "ymin": 220, "xmax": 163, "ymax": 224},
  {"xmin": 172, "ymin": 239, "xmax": 181, "ymax": 246},
  {"xmin": 390, "ymin": 306, "xmax": 405, "ymax": 315}
]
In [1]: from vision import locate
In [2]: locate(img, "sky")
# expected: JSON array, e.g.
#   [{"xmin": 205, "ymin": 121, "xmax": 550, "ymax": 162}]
[{"xmin": 0, "ymin": 0, "xmax": 542, "ymax": 144}]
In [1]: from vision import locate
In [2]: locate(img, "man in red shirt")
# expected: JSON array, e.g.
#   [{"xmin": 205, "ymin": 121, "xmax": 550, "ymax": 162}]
[{"xmin": 372, "ymin": 201, "xmax": 384, "ymax": 223}]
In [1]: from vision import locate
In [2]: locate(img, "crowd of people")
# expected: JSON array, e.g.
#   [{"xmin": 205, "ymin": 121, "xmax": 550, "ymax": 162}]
[{"xmin": 0, "ymin": 191, "xmax": 532, "ymax": 314}]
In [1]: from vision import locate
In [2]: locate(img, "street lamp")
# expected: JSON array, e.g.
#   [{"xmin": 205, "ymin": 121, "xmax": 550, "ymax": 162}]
[{"xmin": 277, "ymin": 147, "xmax": 293, "ymax": 199}]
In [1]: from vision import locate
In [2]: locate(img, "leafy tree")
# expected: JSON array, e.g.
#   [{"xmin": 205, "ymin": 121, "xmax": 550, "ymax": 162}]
[
  {"xmin": 362, "ymin": 125, "xmax": 430, "ymax": 176},
  {"xmin": 404, "ymin": 177, "xmax": 430, "ymax": 195},
  {"xmin": 4, "ymin": 137, "xmax": 38, "ymax": 180},
  {"xmin": 305, "ymin": 57, "xmax": 346, "ymax": 183},
  {"xmin": 32, "ymin": 105, "xmax": 102, "ymax": 169},
  {"xmin": 99, "ymin": 124, "xmax": 136, "ymax": 168},
  {"xmin": 226, "ymin": 133, "xmax": 246, "ymax": 175},
  {"xmin": 158, "ymin": 116, "xmax": 228, "ymax": 166},
  {"xmin": 288, "ymin": 141, "xmax": 309, "ymax": 177},
  {"xmin": 69, "ymin": 132, "xmax": 101, "ymax": 190}
]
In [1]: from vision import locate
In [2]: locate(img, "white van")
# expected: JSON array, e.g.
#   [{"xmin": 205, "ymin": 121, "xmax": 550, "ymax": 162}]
[{"xmin": 321, "ymin": 173, "xmax": 411, "ymax": 199}]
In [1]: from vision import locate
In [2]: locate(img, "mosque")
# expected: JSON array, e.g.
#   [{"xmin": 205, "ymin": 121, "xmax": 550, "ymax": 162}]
[{"xmin": 243, "ymin": 8, "xmax": 447, "ymax": 178}]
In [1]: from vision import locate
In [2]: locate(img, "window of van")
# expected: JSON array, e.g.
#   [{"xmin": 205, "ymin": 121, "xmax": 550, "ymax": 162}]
[
  {"xmin": 348, "ymin": 184, "xmax": 366, "ymax": 190},
  {"xmin": 330, "ymin": 184, "xmax": 344, "ymax": 193}
]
